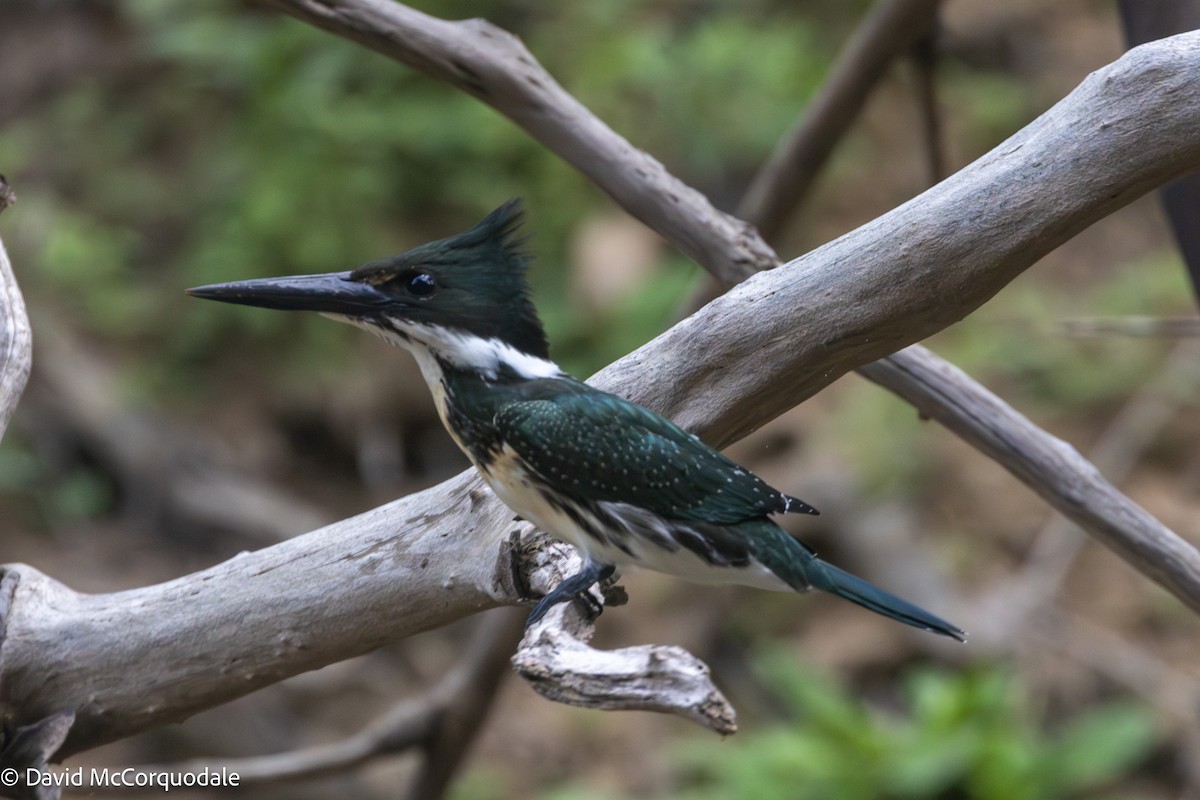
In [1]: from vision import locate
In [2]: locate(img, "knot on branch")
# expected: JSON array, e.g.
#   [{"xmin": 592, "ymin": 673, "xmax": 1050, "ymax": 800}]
[
  {"xmin": 512, "ymin": 628, "xmax": 737, "ymax": 736},
  {"xmin": 506, "ymin": 528, "xmax": 737, "ymax": 734}
]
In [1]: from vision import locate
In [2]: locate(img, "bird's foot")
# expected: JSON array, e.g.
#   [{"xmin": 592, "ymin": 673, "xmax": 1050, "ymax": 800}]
[{"xmin": 525, "ymin": 561, "xmax": 615, "ymax": 630}]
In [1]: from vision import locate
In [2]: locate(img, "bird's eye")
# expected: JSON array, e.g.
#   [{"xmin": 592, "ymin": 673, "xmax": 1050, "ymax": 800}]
[{"xmin": 404, "ymin": 270, "xmax": 438, "ymax": 297}]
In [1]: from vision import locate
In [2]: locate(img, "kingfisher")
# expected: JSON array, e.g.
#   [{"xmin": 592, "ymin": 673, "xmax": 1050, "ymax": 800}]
[{"xmin": 188, "ymin": 200, "xmax": 964, "ymax": 640}]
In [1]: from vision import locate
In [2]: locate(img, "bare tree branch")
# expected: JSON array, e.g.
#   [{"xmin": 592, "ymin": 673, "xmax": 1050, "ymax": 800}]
[
  {"xmin": 909, "ymin": 30, "xmax": 946, "ymax": 185},
  {"xmin": 861, "ymin": 345, "xmax": 1200, "ymax": 618},
  {"xmin": 968, "ymin": 339, "xmax": 1200, "ymax": 648},
  {"xmin": 737, "ymin": 0, "xmax": 944, "ymax": 239},
  {"xmin": 0, "ymin": 178, "xmax": 30, "ymax": 444},
  {"xmin": 513, "ymin": 538, "xmax": 737, "ymax": 735},
  {"xmin": 514, "ymin": 627, "xmax": 737, "ymax": 734},
  {"xmin": 0, "ymin": 470, "xmax": 518, "ymax": 759}
]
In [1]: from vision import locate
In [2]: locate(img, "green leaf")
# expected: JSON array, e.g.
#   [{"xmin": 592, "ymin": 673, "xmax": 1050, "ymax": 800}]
[{"xmin": 1040, "ymin": 703, "xmax": 1158, "ymax": 793}]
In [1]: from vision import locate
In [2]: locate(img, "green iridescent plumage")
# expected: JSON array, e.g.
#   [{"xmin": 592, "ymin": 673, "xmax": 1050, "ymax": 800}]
[{"xmin": 494, "ymin": 388, "xmax": 817, "ymax": 524}]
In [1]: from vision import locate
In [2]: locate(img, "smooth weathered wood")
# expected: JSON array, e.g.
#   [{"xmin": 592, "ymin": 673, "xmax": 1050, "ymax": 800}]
[
  {"xmin": 513, "ymin": 629, "xmax": 737, "ymax": 735},
  {"xmin": 512, "ymin": 533, "xmax": 738, "ymax": 733},
  {"xmin": 1, "ymin": 472, "xmax": 514, "ymax": 755}
]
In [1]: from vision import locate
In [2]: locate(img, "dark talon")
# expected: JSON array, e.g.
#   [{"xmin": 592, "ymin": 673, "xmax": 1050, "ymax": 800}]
[{"xmin": 524, "ymin": 560, "xmax": 615, "ymax": 629}]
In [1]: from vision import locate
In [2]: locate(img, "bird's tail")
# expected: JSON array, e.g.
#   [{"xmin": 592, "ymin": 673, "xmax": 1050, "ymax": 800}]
[{"xmin": 808, "ymin": 559, "xmax": 966, "ymax": 642}]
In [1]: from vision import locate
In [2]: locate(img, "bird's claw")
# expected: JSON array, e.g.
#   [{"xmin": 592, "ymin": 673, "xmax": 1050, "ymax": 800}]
[{"xmin": 523, "ymin": 561, "xmax": 616, "ymax": 630}]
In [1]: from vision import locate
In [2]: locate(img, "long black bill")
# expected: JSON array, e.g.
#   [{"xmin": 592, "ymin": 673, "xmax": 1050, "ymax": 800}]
[{"xmin": 186, "ymin": 271, "xmax": 390, "ymax": 314}]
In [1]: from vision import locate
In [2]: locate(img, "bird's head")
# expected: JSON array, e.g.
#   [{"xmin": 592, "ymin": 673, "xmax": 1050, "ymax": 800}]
[{"xmin": 188, "ymin": 200, "xmax": 553, "ymax": 373}]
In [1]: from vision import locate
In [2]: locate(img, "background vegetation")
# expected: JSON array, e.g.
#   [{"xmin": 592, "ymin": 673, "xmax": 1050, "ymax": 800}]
[{"xmin": 0, "ymin": 0, "xmax": 1196, "ymax": 798}]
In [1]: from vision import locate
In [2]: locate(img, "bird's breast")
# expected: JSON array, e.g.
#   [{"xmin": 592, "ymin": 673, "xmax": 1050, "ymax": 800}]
[{"xmin": 478, "ymin": 445, "xmax": 594, "ymax": 545}]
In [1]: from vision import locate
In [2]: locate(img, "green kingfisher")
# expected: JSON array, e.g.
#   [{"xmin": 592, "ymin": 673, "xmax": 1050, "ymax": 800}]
[{"xmin": 188, "ymin": 200, "xmax": 964, "ymax": 640}]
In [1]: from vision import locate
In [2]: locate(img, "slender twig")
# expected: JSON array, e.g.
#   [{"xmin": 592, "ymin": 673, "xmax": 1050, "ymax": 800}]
[
  {"xmin": 1059, "ymin": 316, "xmax": 1200, "ymax": 337},
  {"xmin": 859, "ymin": 347, "xmax": 1200, "ymax": 615},
  {"xmin": 968, "ymin": 339, "xmax": 1200, "ymax": 648},
  {"xmin": 910, "ymin": 30, "xmax": 945, "ymax": 185},
  {"xmin": 737, "ymin": 0, "xmax": 944, "ymax": 239}
]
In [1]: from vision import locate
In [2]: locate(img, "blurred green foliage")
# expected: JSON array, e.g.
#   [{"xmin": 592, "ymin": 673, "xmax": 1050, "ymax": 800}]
[
  {"xmin": 675, "ymin": 656, "xmax": 1158, "ymax": 800},
  {"xmin": 932, "ymin": 252, "xmax": 1194, "ymax": 414},
  {"xmin": 534, "ymin": 654, "xmax": 1159, "ymax": 800},
  {"xmin": 834, "ymin": 250, "xmax": 1194, "ymax": 503},
  {"xmin": 0, "ymin": 0, "xmax": 855, "ymax": 530},
  {"xmin": 3, "ymin": 0, "xmax": 1083, "ymax": 425},
  {"xmin": 0, "ymin": 431, "xmax": 114, "ymax": 525},
  {"xmin": 837, "ymin": 381, "xmax": 933, "ymax": 498},
  {"xmin": 2, "ymin": 0, "xmax": 839, "ymax": 399}
]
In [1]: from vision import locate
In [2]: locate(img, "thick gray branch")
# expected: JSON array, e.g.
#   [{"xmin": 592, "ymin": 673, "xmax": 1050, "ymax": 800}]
[{"xmin": 1, "ymin": 472, "xmax": 516, "ymax": 757}]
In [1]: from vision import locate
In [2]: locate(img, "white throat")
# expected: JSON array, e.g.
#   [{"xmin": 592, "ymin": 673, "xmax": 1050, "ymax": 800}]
[{"xmin": 329, "ymin": 314, "xmax": 564, "ymax": 382}]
